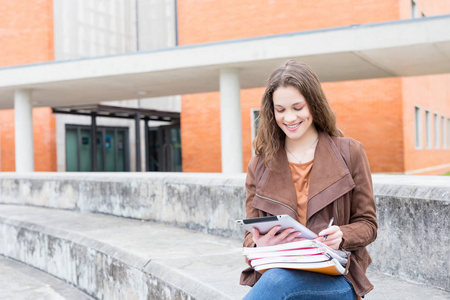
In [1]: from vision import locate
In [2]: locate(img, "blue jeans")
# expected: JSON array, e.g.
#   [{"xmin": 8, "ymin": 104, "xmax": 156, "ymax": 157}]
[{"xmin": 243, "ymin": 268, "xmax": 357, "ymax": 300}]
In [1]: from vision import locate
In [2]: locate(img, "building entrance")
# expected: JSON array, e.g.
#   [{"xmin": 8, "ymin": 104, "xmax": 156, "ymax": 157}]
[
  {"xmin": 66, "ymin": 125, "xmax": 129, "ymax": 172},
  {"xmin": 148, "ymin": 124, "xmax": 182, "ymax": 172}
]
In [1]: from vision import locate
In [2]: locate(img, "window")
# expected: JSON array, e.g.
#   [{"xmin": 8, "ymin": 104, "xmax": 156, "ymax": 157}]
[
  {"xmin": 434, "ymin": 113, "xmax": 439, "ymax": 149},
  {"xmin": 414, "ymin": 106, "xmax": 422, "ymax": 148},
  {"xmin": 448, "ymin": 118, "xmax": 450, "ymax": 149},
  {"xmin": 442, "ymin": 116, "xmax": 445, "ymax": 149},
  {"xmin": 425, "ymin": 110, "xmax": 431, "ymax": 149},
  {"xmin": 148, "ymin": 124, "xmax": 182, "ymax": 172},
  {"xmin": 411, "ymin": 0, "xmax": 417, "ymax": 18},
  {"xmin": 251, "ymin": 109, "xmax": 260, "ymax": 154},
  {"xmin": 251, "ymin": 109, "xmax": 260, "ymax": 141}
]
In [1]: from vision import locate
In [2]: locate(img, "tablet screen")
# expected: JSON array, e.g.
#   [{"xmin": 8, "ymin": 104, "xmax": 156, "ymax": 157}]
[{"xmin": 236, "ymin": 215, "xmax": 317, "ymax": 239}]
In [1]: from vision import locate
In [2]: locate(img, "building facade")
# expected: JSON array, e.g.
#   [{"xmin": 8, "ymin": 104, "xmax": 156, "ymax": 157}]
[
  {"xmin": 0, "ymin": 0, "xmax": 181, "ymax": 172},
  {"xmin": 178, "ymin": 0, "xmax": 450, "ymax": 175},
  {"xmin": 0, "ymin": 0, "xmax": 449, "ymax": 175}
]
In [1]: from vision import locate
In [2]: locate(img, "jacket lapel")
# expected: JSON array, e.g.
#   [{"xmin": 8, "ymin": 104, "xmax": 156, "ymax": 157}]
[
  {"xmin": 252, "ymin": 132, "xmax": 355, "ymax": 222},
  {"xmin": 306, "ymin": 132, "xmax": 355, "ymax": 221},
  {"xmin": 253, "ymin": 146, "xmax": 298, "ymax": 219}
]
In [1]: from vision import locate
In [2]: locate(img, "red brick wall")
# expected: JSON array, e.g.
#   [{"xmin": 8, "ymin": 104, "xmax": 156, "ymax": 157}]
[
  {"xmin": 399, "ymin": 1, "xmax": 450, "ymax": 175},
  {"xmin": 0, "ymin": 108, "xmax": 56, "ymax": 172},
  {"xmin": 322, "ymin": 78, "xmax": 404, "ymax": 173},
  {"xmin": 177, "ymin": 0, "xmax": 400, "ymax": 45},
  {"xmin": 0, "ymin": 0, "xmax": 56, "ymax": 171},
  {"xmin": 402, "ymin": 74, "xmax": 450, "ymax": 175},
  {"xmin": 32, "ymin": 108, "xmax": 57, "ymax": 172},
  {"xmin": 0, "ymin": 0, "xmax": 54, "ymax": 67},
  {"xmin": 0, "ymin": 110, "xmax": 15, "ymax": 171},
  {"xmin": 181, "ymin": 93, "xmax": 222, "ymax": 172},
  {"xmin": 179, "ymin": 0, "xmax": 450, "ymax": 174}
]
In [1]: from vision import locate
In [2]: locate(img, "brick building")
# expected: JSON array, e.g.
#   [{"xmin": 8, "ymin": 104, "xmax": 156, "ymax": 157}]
[
  {"xmin": 178, "ymin": 0, "xmax": 450, "ymax": 175},
  {"xmin": 0, "ymin": 0, "xmax": 449, "ymax": 175}
]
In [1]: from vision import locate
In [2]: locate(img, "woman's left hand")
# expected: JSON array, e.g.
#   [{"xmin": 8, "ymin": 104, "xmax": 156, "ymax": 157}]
[{"xmin": 315, "ymin": 225, "xmax": 343, "ymax": 249}]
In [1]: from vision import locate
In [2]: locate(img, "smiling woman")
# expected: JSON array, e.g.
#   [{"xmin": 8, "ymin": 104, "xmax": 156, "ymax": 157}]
[
  {"xmin": 273, "ymin": 85, "xmax": 317, "ymax": 164},
  {"xmin": 254, "ymin": 60, "xmax": 343, "ymax": 169},
  {"xmin": 240, "ymin": 60, "xmax": 377, "ymax": 300}
]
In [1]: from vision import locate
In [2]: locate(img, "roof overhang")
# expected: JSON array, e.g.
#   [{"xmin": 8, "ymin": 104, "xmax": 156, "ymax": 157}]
[
  {"xmin": 0, "ymin": 15, "xmax": 449, "ymax": 110},
  {"xmin": 52, "ymin": 104, "xmax": 180, "ymax": 122}
]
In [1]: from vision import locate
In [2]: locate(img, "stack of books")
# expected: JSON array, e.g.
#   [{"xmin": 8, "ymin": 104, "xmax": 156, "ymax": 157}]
[{"xmin": 242, "ymin": 240, "xmax": 349, "ymax": 276}]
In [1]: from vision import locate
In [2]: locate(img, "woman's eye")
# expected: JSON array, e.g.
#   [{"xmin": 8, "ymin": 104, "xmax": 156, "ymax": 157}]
[
  {"xmin": 294, "ymin": 107, "xmax": 303, "ymax": 111},
  {"xmin": 276, "ymin": 109, "xmax": 285, "ymax": 113}
]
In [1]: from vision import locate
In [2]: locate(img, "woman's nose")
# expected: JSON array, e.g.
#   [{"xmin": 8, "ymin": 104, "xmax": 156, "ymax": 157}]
[{"xmin": 284, "ymin": 110, "xmax": 297, "ymax": 122}]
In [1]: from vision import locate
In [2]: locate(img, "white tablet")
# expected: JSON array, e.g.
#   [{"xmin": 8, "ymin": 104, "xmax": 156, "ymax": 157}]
[{"xmin": 236, "ymin": 215, "xmax": 318, "ymax": 239}]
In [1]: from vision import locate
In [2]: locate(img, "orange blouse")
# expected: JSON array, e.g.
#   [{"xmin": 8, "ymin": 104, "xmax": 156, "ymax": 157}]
[{"xmin": 288, "ymin": 159, "xmax": 314, "ymax": 226}]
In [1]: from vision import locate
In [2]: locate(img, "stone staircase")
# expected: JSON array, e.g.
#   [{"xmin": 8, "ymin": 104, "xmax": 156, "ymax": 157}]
[
  {"xmin": 0, "ymin": 173, "xmax": 449, "ymax": 299},
  {"xmin": 1, "ymin": 204, "xmax": 449, "ymax": 299}
]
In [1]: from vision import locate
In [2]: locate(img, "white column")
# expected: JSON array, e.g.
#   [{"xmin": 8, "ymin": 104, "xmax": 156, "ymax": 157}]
[
  {"xmin": 14, "ymin": 89, "xmax": 34, "ymax": 172},
  {"xmin": 220, "ymin": 68, "xmax": 243, "ymax": 173}
]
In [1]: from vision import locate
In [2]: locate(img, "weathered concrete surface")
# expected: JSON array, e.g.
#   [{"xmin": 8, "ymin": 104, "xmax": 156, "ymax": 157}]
[
  {"xmin": 0, "ymin": 255, "xmax": 93, "ymax": 300},
  {"xmin": 369, "ymin": 174, "xmax": 450, "ymax": 291},
  {"xmin": 0, "ymin": 204, "xmax": 250, "ymax": 300},
  {"xmin": 1, "ymin": 204, "xmax": 450, "ymax": 300},
  {"xmin": 364, "ymin": 271, "xmax": 450, "ymax": 300},
  {"xmin": 0, "ymin": 173, "xmax": 449, "ymax": 292},
  {"xmin": 0, "ymin": 173, "xmax": 246, "ymax": 239}
]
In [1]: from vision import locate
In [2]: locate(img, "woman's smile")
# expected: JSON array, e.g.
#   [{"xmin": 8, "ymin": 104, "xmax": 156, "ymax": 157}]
[{"xmin": 285, "ymin": 122, "xmax": 302, "ymax": 131}]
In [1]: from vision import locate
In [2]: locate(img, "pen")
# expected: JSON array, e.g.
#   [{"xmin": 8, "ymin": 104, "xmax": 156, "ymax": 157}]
[{"xmin": 322, "ymin": 217, "xmax": 334, "ymax": 242}]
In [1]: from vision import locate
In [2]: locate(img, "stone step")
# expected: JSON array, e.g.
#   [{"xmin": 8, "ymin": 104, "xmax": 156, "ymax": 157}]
[
  {"xmin": 0, "ymin": 256, "xmax": 93, "ymax": 300},
  {"xmin": 0, "ymin": 204, "xmax": 448, "ymax": 300}
]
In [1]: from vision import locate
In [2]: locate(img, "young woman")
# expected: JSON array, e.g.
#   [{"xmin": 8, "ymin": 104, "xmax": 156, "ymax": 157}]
[{"xmin": 240, "ymin": 60, "xmax": 377, "ymax": 300}]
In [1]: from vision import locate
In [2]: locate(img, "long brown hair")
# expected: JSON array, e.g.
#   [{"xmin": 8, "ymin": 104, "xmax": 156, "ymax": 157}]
[{"xmin": 254, "ymin": 60, "xmax": 343, "ymax": 168}]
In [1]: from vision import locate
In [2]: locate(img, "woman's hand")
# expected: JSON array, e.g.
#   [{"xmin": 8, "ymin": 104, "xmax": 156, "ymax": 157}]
[
  {"xmin": 316, "ymin": 225, "xmax": 343, "ymax": 249},
  {"xmin": 252, "ymin": 226, "xmax": 305, "ymax": 247}
]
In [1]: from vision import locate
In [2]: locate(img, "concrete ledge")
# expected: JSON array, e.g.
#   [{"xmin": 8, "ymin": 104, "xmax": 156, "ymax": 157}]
[
  {"xmin": 0, "ymin": 205, "xmax": 250, "ymax": 299},
  {"xmin": 0, "ymin": 173, "xmax": 246, "ymax": 239},
  {"xmin": 369, "ymin": 175, "xmax": 450, "ymax": 291},
  {"xmin": 0, "ymin": 173, "xmax": 449, "ymax": 292}
]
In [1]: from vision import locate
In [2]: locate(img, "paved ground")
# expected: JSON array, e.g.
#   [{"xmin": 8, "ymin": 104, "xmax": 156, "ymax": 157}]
[
  {"xmin": 365, "ymin": 271, "xmax": 450, "ymax": 300},
  {"xmin": 0, "ymin": 256, "xmax": 93, "ymax": 300},
  {"xmin": 1, "ymin": 205, "xmax": 449, "ymax": 300}
]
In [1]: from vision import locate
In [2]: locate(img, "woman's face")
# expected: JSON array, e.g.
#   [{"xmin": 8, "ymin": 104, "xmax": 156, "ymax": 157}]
[{"xmin": 273, "ymin": 85, "xmax": 315, "ymax": 142}]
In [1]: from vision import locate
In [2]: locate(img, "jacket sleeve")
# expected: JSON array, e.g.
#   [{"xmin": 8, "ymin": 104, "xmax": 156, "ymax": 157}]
[
  {"xmin": 243, "ymin": 155, "xmax": 260, "ymax": 249},
  {"xmin": 339, "ymin": 140, "xmax": 378, "ymax": 251}
]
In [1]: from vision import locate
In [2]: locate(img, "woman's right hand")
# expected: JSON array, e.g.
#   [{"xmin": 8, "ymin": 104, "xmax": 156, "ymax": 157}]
[{"xmin": 252, "ymin": 226, "xmax": 305, "ymax": 247}]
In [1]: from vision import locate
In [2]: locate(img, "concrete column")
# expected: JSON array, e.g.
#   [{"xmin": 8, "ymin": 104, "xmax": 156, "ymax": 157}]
[
  {"xmin": 14, "ymin": 89, "xmax": 34, "ymax": 172},
  {"xmin": 220, "ymin": 68, "xmax": 243, "ymax": 173}
]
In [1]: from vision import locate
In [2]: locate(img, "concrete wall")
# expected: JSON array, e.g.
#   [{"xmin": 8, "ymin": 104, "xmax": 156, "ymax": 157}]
[
  {"xmin": 368, "ymin": 175, "xmax": 450, "ymax": 290},
  {"xmin": 0, "ymin": 172, "xmax": 246, "ymax": 239},
  {"xmin": 0, "ymin": 209, "xmax": 198, "ymax": 300},
  {"xmin": 0, "ymin": 173, "xmax": 449, "ymax": 290}
]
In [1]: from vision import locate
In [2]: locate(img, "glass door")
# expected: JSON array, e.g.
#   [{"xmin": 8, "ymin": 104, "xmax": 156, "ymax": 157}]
[
  {"xmin": 65, "ymin": 125, "xmax": 129, "ymax": 172},
  {"xmin": 148, "ymin": 124, "xmax": 182, "ymax": 172}
]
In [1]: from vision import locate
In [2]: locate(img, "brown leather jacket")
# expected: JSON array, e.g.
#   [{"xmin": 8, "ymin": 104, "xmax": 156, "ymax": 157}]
[{"xmin": 240, "ymin": 131, "xmax": 377, "ymax": 297}]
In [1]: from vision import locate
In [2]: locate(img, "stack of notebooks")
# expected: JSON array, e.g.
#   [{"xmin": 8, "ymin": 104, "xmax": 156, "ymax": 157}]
[{"xmin": 242, "ymin": 240, "xmax": 349, "ymax": 276}]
